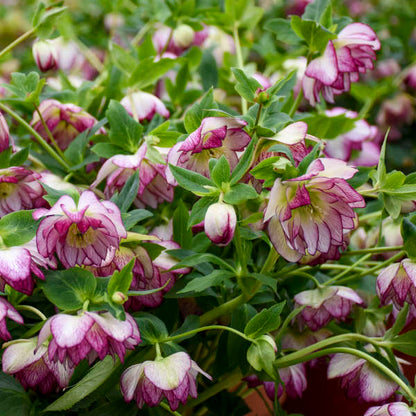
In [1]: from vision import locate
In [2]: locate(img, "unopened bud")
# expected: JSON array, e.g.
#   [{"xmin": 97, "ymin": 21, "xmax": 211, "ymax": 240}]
[
  {"xmin": 32, "ymin": 39, "xmax": 58, "ymax": 72},
  {"xmin": 112, "ymin": 291, "xmax": 127, "ymax": 305},
  {"xmin": 204, "ymin": 202, "xmax": 236, "ymax": 246},
  {"xmin": 0, "ymin": 112, "xmax": 10, "ymax": 153},
  {"xmin": 172, "ymin": 24, "xmax": 195, "ymax": 48}
]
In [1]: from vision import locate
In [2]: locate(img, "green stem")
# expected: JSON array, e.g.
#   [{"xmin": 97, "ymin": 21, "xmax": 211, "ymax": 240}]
[
  {"xmin": 288, "ymin": 89, "xmax": 303, "ymax": 118},
  {"xmin": 160, "ymin": 402, "xmax": 183, "ymax": 416},
  {"xmin": 199, "ymin": 294, "xmax": 248, "ymax": 326},
  {"xmin": 260, "ymin": 247, "xmax": 279, "ymax": 274},
  {"xmin": 131, "ymin": 22, "xmax": 152, "ymax": 47},
  {"xmin": 342, "ymin": 246, "xmax": 403, "ymax": 256},
  {"xmin": 0, "ymin": 102, "xmax": 70, "ymax": 171},
  {"xmin": 233, "ymin": 23, "xmax": 247, "ymax": 114},
  {"xmin": 0, "ymin": 28, "xmax": 35, "ymax": 60},
  {"xmin": 358, "ymin": 211, "xmax": 381, "ymax": 223},
  {"xmin": 75, "ymin": 39, "xmax": 105, "ymax": 73},
  {"xmin": 15, "ymin": 305, "xmax": 47, "ymax": 321},
  {"xmin": 275, "ymin": 306, "xmax": 305, "ymax": 342},
  {"xmin": 163, "ymin": 325, "xmax": 253, "ymax": 344}
]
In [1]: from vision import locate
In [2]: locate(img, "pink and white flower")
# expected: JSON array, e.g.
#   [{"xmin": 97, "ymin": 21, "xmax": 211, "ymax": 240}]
[
  {"xmin": 33, "ymin": 190, "xmax": 127, "ymax": 268},
  {"xmin": 121, "ymin": 352, "xmax": 211, "ymax": 410},
  {"xmin": 294, "ymin": 286, "xmax": 363, "ymax": 330},
  {"xmin": 92, "ymin": 144, "xmax": 174, "ymax": 209},
  {"xmin": 31, "ymin": 99, "xmax": 104, "ymax": 150},
  {"xmin": 167, "ymin": 117, "xmax": 251, "ymax": 185},
  {"xmin": 32, "ymin": 39, "xmax": 59, "ymax": 72},
  {"xmin": 120, "ymin": 92, "xmax": 170, "ymax": 122},
  {"xmin": 204, "ymin": 202, "xmax": 237, "ymax": 246},
  {"xmin": 0, "ymin": 112, "xmax": 10, "ymax": 153},
  {"xmin": 0, "ymin": 167, "xmax": 46, "ymax": 217},
  {"xmin": 364, "ymin": 402, "xmax": 414, "ymax": 416},
  {"xmin": 264, "ymin": 158, "xmax": 365, "ymax": 262},
  {"xmin": 303, "ymin": 23, "xmax": 380, "ymax": 105},
  {"xmin": 37, "ymin": 311, "xmax": 141, "ymax": 366},
  {"xmin": 0, "ymin": 298, "xmax": 23, "ymax": 340},
  {"xmin": 3, "ymin": 337, "xmax": 74, "ymax": 394}
]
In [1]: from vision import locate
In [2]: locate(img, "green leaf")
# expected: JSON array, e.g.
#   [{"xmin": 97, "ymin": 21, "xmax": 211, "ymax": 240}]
[
  {"xmin": 170, "ymin": 315, "xmax": 200, "ymax": 340},
  {"xmin": 246, "ymin": 336, "xmax": 277, "ymax": 378},
  {"xmin": 9, "ymin": 146, "xmax": 29, "ymax": 167},
  {"xmin": 199, "ymin": 50, "xmax": 218, "ymax": 91},
  {"xmin": 297, "ymin": 143, "xmax": 321, "ymax": 175},
  {"xmin": 300, "ymin": 113, "xmax": 356, "ymax": 139},
  {"xmin": 134, "ymin": 312, "xmax": 168, "ymax": 344},
  {"xmin": 173, "ymin": 200, "xmax": 193, "ymax": 250},
  {"xmin": 384, "ymin": 303, "xmax": 408, "ymax": 340},
  {"xmin": 9, "ymin": 72, "xmax": 44, "ymax": 104},
  {"xmin": 302, "ymin": 0, "xmax": 332, "ymax": 26},
  {"xmin": 121, "ymin": 209, "xmax": 153, "ymax": 230},
  {"xmin": 401, "ymin": 218, "xmax": 416, "ymax": 259},
  {"xmin": 177, "ymin": 269, "xmax": 234, "ymax": 294},
  {"xmin": 232, "ymin": 68, "xmax": 262, "ymax": 102},
  {"xmin": 210, "ymin": 155, "xmax": 231, "ymax": 187},
  {"xmin": 44, "ymin": 356, "xmax": 117, "ymax": 412},
  {"xmin": 40, "ymin": 182, "xmax": 79, "ymax": 207},
  {"xmin": 111, "ymin": 171, "xmax": 140, "ymax": 212},
  {"xmin": 107, "ymin": 259, "xmax": 134, "ymax": 297},
  {"xmin": 109, "ymin": 42, "xmax": 138, "ymax": 76},
  {"xmin": 0, "ymin": 373, "xmax": 31, "ymax": 416},
  {"xmin": 231, "ymin": 138, "xmax": 255, "ymax": 185},
  {"xmin": 391, "ymin": 329, "xmax": 416, "ymax": 356},
  {"xmin": 106, "ymin": 100, "xmax": 143, "ymax": 153},
  {"xmin": 129, "ymin": 57, "xmax": 180, "ymax": 89},
  {"xmin": 169, "ymin": 164, "xmax": 216, "ymax": 195},
  {"xmin": 224, "ymin": 183, "xmax": 258, "ymax": 205},
  {"xmin": 225, "ymin": 0, "xmax": 249, "ymax": 22},
  {"xmin": 173, "ymin": 252, "xmax": 235, "ymax": 272},
  {"xmin": 184, "ymin": 89, "xmax": 216, "ymax": 133},
  {"xmin": 264, "ymin": 18, "xmax": 301, "ymax": 44},
  {"xmin": 91, "ymin": 143, "xmax": 129, "ymax": 158},
  {"xmin": 148, "ymin": 121, "xmax": 182, "ymax": 148},
  {"xmin": 244, "ymin": 302, "xmax": 285, "ymax": 338},
  {"xmin": 0, "ymin": 210, "xmax": 39, "ymax": 246},
  {"xmin": 41, "ymin": 268, "xmax": 98, "ymax": 311},
  {"xmin": 188, "ymin": 196, "xmax": 217, "ymax": 227}
]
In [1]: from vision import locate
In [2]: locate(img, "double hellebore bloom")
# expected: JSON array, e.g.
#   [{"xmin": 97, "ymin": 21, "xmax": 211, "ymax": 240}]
[
  {"xmin": 120, "ymin": 92, "xmax": 170, "ymax": 122},
  {"xmin": 32, "ymin": 39, "xmax": 58, "ymax": 72},
  {"xmin": 92, "ymin": 143, "xmax": 174, "ymax": 209},
  {"xmin": 31, "ymin": 99, "xmax": 104, "ymax": 150},
  {"xmin": 33, "ymin": 190, "xmax": 127, "ymax": 268},
  {"xmin": 3, "ymin": 337, "xmax": 74, "ymax": 394},
  {"xmin": 303, "ymin": 23, "xmax": 380, "ymax": 105},
  {"xmin": 204, "ymin": 202, "xmax": 237, "ymax": 246},
  {"xmin": 121, "ymin": 352, "xmax": 211, "ymax": 411},
  {"xmin": 376, "ymin": 259, "xmax": 416, "ymax": 310},
  {"xmin": 364, "ymin": 403, "xmax": 414, "ymax": 416},
  {"xmin": 294, "ymin": 286, "xmax": 363, "ymax": 330},
  {"xmin": 0, "ymin": 298, "xmax": 23, "ymax": 340},
  {"xmin": 328, "ymin": 349, "xmax": 399, "ymax": 402},
  {"xmin": 264, "ymin": 158, "xmax": 365, "ymax": 263},
  {"xmin": 0, "ymin": 167, "xmax": 45, "ymax": 217},
  {"xmin": 167, "ymin": 117, "xmax": 251, "ymax": 185},
  {"xmin": 37, "ymin": 311, "xmax": 141, "ymax": 366}
]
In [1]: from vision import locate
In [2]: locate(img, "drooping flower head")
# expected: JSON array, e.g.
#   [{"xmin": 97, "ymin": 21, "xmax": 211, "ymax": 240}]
[
  {"xmin": 0, "ymin": 298, "xmax": 23, "ymax": 340},
  {"xmin": 294, "ymin": 286, "xmax": 363, "ymax": 331},
  {"xmin": 167, "ymin": 117, "xmax": 251, "ymax": 185},
  {"xmin": 303, "ymin": 23, "xmax": 380, "ymax": 105},
  {"xmin": 120, "ymin": 92, "xmax": 170, "ymax": 122},
  {"xmin": 364, "ymin": 402, "xmax": 414, "ymax": 416},
  {"xmin": 3, "ymin": 337, "xmax": 74, "ymax": 394},
  {"xmin": 31, "ymin": 99, "xmax": 104, "ymax": 150},
  {"xmin": 264, "ymin": 158, "xmax": 365, "ymax": 262},
  {"xmin": 0, "ymin": 167, "xmax": 46, "ymax": 217},
  {"xmin": 92, "ymin": 143, "xmax": 174, "ymax": 209},
  {"xmin": 204, "ymin": 202, "xmax": 237, "ymax": 246},
  {"xmin": 32, "ymin": 39, "xmax": 59, "ymax": 72},
  {"xmin": 37, "ymin": 311, "xmax": 141, "ymax": 367},
  {"xmin": 33, "ymin": 190, "xmax": 127, "ymax": 268},
  {"xmin": 121, "ymin": 352, "xmax": 211, "ymax": 411}
]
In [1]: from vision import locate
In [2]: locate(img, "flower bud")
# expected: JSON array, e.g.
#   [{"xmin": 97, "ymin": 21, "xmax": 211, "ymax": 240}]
[
  {"xmin": 204, "ymin": 202, "xmax": 237, "ymax": 246},
  {"xmin": 0, "ymin": 112, "xmax": 10, "ymax": 153},
  {"xmin": 32, "ymin": 39, "xmax": 58, "ymax": 72},
  {"xmin": 112, "ymin": 291, "xmax": 127, "ymax": 304},
  {"xmin": 172, "ymin": 24, "xmax": 195, "ymax": 48}
]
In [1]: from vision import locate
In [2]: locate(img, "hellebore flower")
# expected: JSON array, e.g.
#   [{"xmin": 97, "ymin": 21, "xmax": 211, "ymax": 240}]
[
  {"xmin": 264, "ymin": 158, "xmax": 365, "ymax": 263},
  {"xmin": 166, "ymin": 117, "xmax": 251, "ymax": 185},
  {"xmin": 0, "ymin": 112, "xmax": 10, "ymax": 153},
  {"xmin": 204, "ymin": 202, "xmax": 237, "ymax": 246},
  {"xmin": 0, "ymin": 167, "xmax": 46, "ymax": 217},
  {"xmin": 302, "ymin": 23, "xmax": 380, "ymax": 105},
  {"xmin": 294, "ymin": 286, "xmax": 363, "ymax": 331},
  {"xmin": 0, "ymin": 298, "xmax": 23, "ymax": 340},
  {"xmin": 38, "ymin": 311, "xmax": 141, "ymax": 367},
  {"xmin": 31, "ymin": 99, "xmax": 104, "ymax": 150},
  {"xmin": 121, "ymin": 352, "xmax": 211, "ymax": 410},
  {"xmin": 32, "ymin": 39, "xmax": 58, "ymax": 72},
  {"xmin": 364, "ymin": 402, "xmax": 414, "ymax": 416},
  {"xmin": 324, "ymin": 108, "xmax": 380, "ymax": 166},
  {"xmin": 120, "ymin": 92, "xmax": 170, "ymax": 122},
  {"xmin": 3, "ymin": 337, "xmax": 74, "ymax": 394},
  {"xmin": 33, "ymin": 190, "xmax": 127, "ymax": 268},
  {"xmin": 376, "ymin": 259, "xmax": 416, "ymax": 309},
  {"xmin": 92, "ymin": 144, "xmax": 174, "ymax": 209},
  {"xmin": 328, "ymin": 349, "xmax": 399, "ymax": 402}
]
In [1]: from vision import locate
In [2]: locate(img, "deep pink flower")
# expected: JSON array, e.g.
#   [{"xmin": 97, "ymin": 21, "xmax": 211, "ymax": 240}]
[
  {"xmin": 121, "ymin": 352, "xmax": 211, "ymax": 410},
  {"xmin": 303, "ymin": 23, "xmax": 380, "ymax": 105},
  {"xmin": 204, "ymin": 202, "xmax": 237, "ymax": 246},
  {"xmin": 376, "ymin": 259, "xmax": 416, "ymax": 309},
  {"xmin": 167, "ymin": 117, "xmax": 251, "ymax": 185},
  {"xmin": 32, "ymin": 39, "xmax": 58, "ymax": 72},
  {"xmin": 31, "ymin": 99, "xmax": 104, "ymax": 150},
  {"xmin": 404, "ymin": 64, "xmax": 416, "ymax": 90},
  {"xmin": 264, "ymin": 158, "xmax": 365, "ymax": 262},
  {"xmin": 294, "ymin": 286, "xmax": 363, "ymax": 330},
  {"xmin": 364, "ymin": 402, "xmax": 414, "ymax": 416},
  {"xmin": 3, "ymin": 337, "xmax": 74, "ymax": 394},
  {"xmin": 92, "ymin": 144, "xmax": 174, "ymax": 209},
  {"xmin": 0, "ymin": 112, "xmax": 10, "ymax": 153},
  {"xmin": 0, "ymin": 298, "xmax": 23, "ymax": 340},
  {"xmin": 120, "ymin": 92, "xmax": 170, "ymax": 122},
  {"xmin": 33, "ymin": 190, "xmax": 127, "ymax": 268},
  {"xmin": 37, "ymin": 311, "xmax": 141, "ymax": 366},
  {"xmin": 328, "ymin": 350, "xmax": 399, "ymax": 402},
  {"xmin": 0, "ymin": 167, "xmax": 46, "ymax": 217}
]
